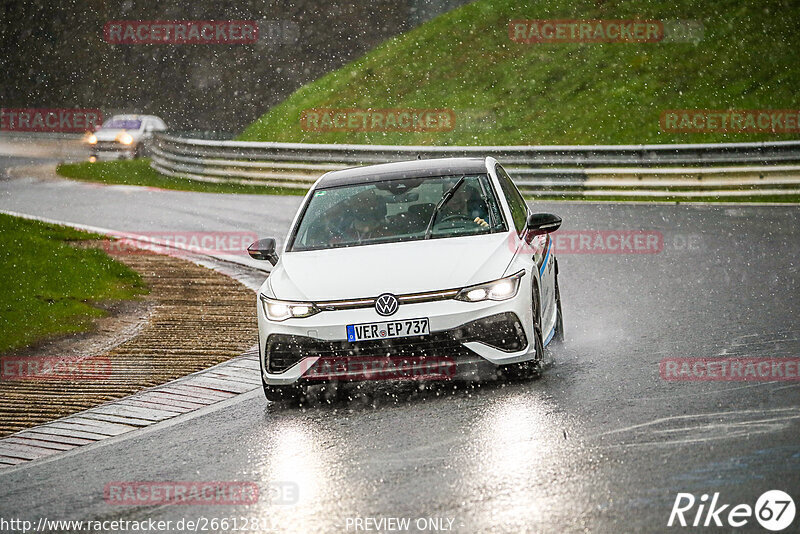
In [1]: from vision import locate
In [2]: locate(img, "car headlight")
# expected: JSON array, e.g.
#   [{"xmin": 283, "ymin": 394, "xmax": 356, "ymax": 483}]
[
  {"xmin": 260, "ymin": 294, "xmax": 319, "ymax": 321},
  {"xmin": 116, "ymin": 132, "xmax": 133, "ymax": 145},
  {"xmin": 86, "ymin": 134, "xmax": 97, "ymax": 145},
  {"xmin": 455, "ymin": 270, "xmax": 525, "ymax": 303}
]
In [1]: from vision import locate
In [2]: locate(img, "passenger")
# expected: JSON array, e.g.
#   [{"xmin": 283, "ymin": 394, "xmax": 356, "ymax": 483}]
[{"xmin": 343, "ymin": 193, "xmax": 387, "ymax": 243}]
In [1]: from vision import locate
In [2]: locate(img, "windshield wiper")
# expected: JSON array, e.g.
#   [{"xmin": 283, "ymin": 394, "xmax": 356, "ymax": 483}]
[{"xmin": 424, "ymin": 175, "xmax": 465, "ymax": 239}]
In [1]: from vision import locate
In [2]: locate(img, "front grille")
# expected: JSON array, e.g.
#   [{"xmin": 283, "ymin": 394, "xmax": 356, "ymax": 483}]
[
  {"xmin": 266, "ymin": 332, "xmax": 475, "ymax": 374},
  {"xmin": 93, "ymin": 141, "xmax": 133, "ymax": 152},
  {"xmin": 315, "ymin": 288, "xmax": 459, "ymax": 312},
  {"xmin": 94, "ymin": 141, "xmax": 119, "ymax": 150},
  {"xmin": 265, "ymin": 312, "xmax": 527, "ymax": 374}
]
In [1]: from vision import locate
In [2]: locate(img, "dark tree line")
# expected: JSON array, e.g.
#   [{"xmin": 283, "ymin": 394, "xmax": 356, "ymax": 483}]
[{"xmin": 0, "ymin": 0, "xmax": 467, "ymax": 133}]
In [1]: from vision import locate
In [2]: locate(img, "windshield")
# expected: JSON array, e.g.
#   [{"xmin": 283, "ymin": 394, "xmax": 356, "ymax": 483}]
[
  {"xmin": 102, "ymin": 119, "xmax": 141, "ymax": 130},
  {"xmin": 289, "ymin": 174, "xmax": 506, "ymax": 251}
]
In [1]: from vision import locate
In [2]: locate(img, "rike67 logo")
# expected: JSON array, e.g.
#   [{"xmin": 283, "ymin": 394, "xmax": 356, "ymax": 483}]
[{"xmin": 669, "ymin": 490, "xmax": 795, "ymax": 531}]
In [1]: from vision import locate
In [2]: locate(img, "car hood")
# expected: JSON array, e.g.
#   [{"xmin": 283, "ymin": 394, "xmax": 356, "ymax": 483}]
[
  {"xmin": 94, "ymin": 129, "xmax": 141, "ymax": 141},
  {"xmin": 268, "ymin": 232, "xmax": 515, "ymax": 300}
]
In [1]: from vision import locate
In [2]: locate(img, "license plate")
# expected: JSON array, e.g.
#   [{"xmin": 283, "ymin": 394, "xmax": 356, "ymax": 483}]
[{"xmin": 346, "ymin": 318, "xmax": 430, "ymax": 342}]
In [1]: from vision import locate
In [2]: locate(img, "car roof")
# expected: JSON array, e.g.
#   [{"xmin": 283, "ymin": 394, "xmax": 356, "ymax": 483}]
[
  {"xmin": 106, "ymin": 114, "xmax": 163, "ymax": 121},
  {"xmin": 316, "ymin": 157, "xmax": 490, "ymax": 188}
]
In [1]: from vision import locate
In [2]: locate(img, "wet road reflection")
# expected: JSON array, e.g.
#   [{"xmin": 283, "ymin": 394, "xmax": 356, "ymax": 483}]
[
  {"xmin": 250, "ymin": 416, "xmax": 343, "ymax": 532},
  {"xmin": 242, "ymin": 375, "xmax": 590, "ymax": 532}
]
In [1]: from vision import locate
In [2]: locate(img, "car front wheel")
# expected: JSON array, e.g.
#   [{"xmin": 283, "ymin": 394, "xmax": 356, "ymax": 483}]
[
  {"xmin": 502, "ymin": 283, "xmax": 544, "ymax": 380},
  {"xmin": 552, "ymin": 272, "xmax": 564, "ymax": 343}
]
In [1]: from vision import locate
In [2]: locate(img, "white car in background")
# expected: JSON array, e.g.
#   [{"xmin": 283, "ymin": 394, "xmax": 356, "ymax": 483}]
[
  {"xmin": 248, "ymin": 157, "xmax": 564, "ymax": 402},
  {"xmin": 86, "ymin": 114, "xmax": 166, "ymax": 159}
]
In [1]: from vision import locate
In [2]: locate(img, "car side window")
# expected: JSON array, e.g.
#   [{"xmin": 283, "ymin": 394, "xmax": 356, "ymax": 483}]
[{"xmin": 495, "ymin": 165, "xmax": 528, "ymax": 233}]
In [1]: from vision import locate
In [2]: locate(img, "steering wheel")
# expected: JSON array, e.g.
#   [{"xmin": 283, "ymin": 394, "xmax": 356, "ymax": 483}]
[{"xmin": 438, "ymin": 214, "xmax": 474, "ymax": 225}]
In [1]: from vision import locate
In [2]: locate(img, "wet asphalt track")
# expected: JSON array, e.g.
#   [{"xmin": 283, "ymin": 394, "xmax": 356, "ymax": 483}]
[{"xmin": 0, "ymin": 156, "xmax": 799, "ymax": 532}]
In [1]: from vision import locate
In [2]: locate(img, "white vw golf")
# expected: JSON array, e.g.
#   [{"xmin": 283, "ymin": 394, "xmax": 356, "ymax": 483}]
[{"xmin": 248, "ymin": 157, "xmax": 563, "ymax": 401}]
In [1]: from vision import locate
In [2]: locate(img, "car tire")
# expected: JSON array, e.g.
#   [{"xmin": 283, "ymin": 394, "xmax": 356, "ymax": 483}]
[
  {"xmin": 553, "ymin": 273, "xmax": 565, "ymax": 343},
  {"xmin": 503, "ymin": 323, "xmax": 543, "ymax": 380},
  {"xmin": 502, "ymin": 281, "xmax": 545, "ymax": 380}
]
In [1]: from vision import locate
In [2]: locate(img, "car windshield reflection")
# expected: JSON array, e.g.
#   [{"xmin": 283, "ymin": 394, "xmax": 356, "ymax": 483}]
[{"xmin": 289, "ymin": 174, "xmax": 507, "ymax": 252}]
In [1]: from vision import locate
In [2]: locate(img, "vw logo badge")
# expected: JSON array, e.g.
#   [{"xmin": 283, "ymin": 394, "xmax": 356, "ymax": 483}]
[{"xmin": 375, "ymin": 293, "xmax": 399, "ymax": 316}]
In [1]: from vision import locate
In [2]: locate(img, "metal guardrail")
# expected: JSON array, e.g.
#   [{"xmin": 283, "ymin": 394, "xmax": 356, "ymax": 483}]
[
  {"xmin": 149, "ymin": 133, "xmax": 800, "ymax": 197},
  {"xmin": 0, "ymin": 131, "xmax": 86, "ymax": 140}
]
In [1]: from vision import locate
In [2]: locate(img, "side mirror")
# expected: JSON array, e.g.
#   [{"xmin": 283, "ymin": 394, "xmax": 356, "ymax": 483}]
[
  {"xmin": 248, "ymin": 238, "xmax": 279, "ymax": 265},
  {"xmin": 526, "ymin": 213, "xmax": 562, "ymax": 241}
]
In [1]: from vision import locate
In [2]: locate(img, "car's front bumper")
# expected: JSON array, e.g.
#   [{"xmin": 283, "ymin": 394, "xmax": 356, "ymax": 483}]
[
  {"xmin": 258, "ymin": 295, "xmax": 537, "ymax": 385},
  {"xmin": 89, "ymin": 141, "xmax": 136, "ymax": 159}
]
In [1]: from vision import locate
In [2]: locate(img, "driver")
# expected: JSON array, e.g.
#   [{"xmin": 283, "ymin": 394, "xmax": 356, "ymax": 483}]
[{"xmin": 440, "ymin": 183, "xmax": 490, "ymax": 228}]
